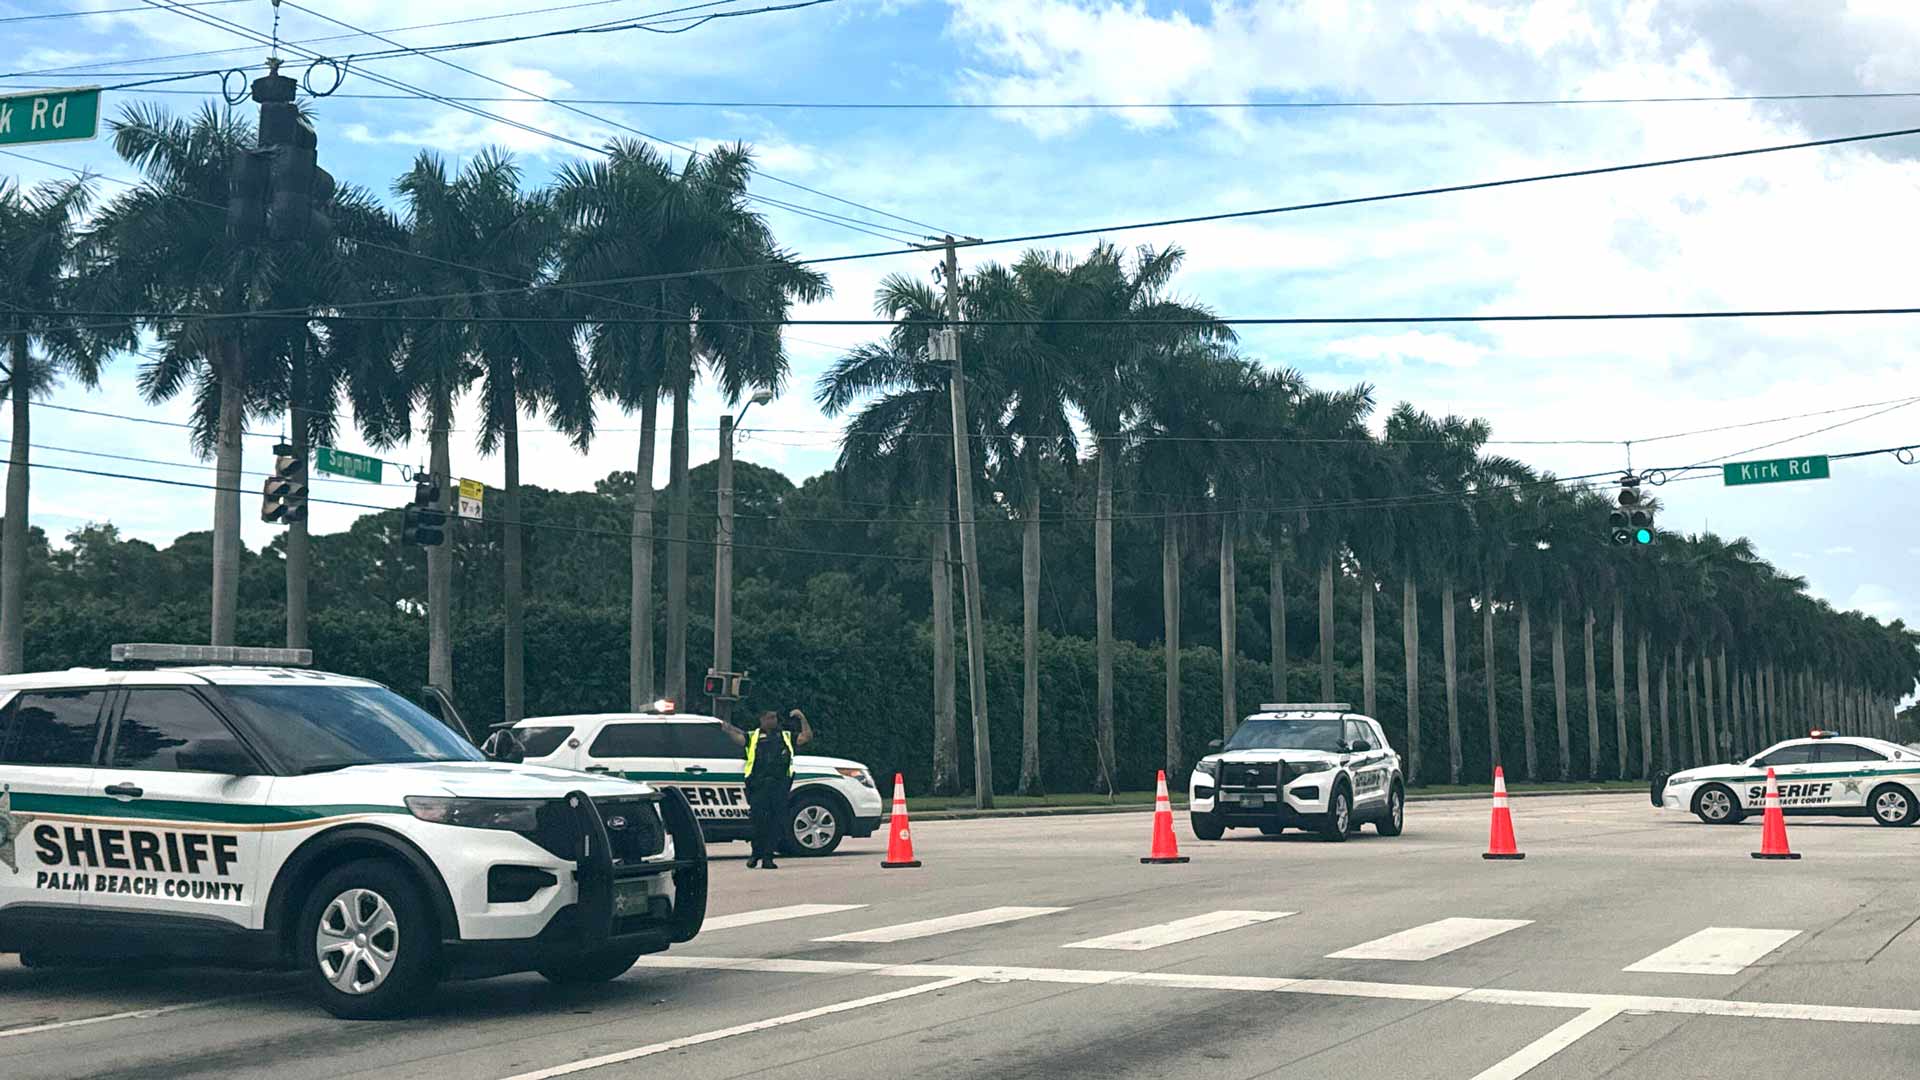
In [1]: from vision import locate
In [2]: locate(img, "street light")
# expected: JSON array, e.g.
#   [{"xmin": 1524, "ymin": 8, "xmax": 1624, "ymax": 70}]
[{"xmin": 712, "ymin": 389, "xmax": 773, "ymax": 719}]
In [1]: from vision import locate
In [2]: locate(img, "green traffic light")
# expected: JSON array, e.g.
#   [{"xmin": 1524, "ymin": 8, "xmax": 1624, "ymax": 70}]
[{"xmin": 1634, "ymin": 528, "xmax": 1653, "ymax": 545}]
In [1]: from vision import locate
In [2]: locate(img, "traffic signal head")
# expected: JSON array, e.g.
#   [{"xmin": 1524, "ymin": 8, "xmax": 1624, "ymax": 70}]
[
  {"xmin": 1611, "ymin": 474, "xmax": 1652, "ymax": 547},
  {"xmin": 260, "ymin": 443, "xmax": 308, "ymax": 525},
  {"xmin": 226, "ymin": 149, "xmax": 268, "ymax": 242},
  {"xmin": 407, "ymin": 475, "xmax": 446, "ymax": 546}
]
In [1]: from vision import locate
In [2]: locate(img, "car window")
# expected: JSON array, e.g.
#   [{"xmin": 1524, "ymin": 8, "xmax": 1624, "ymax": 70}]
[
  {"xmin": 112, "ymin": 689, "xmax": 257, "ymax": 773},
  {"xmin": 1815, "ymin": 742, "xmax": 1886, "ymax": 764},
  {"xmin": 1, "ymin": 689, "xmax": 108, "ymax": 766},
  {"xmin": 516, "ymin": 725, "xmax": 573, "ymax": 758},
  {"xmin": 587, "ymin": 723, "xmax": 676, "ymax": 759},
  {"xmin": 218, "ymin": 685, "xmax": 483, "ymax": 772},
  {"xmin": 1225, "ymin": 718, "xmax": 1345, "ymax": 752},
  {"xmin": 1345, "ymin": 721, "xmax": 1371, "ymax": 748},
  {"xmin": 671, "ymin": 723, "xmax": 742, "ymax": 759},
  {"xmin": 1757, "ymin": 744, "xmax": 1815, "ymax": 767}
]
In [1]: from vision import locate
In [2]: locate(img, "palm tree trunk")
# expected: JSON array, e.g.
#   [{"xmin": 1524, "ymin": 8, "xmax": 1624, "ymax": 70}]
[
  {"xmin": 1019, "ymin": 481, "xmax": 1043, "ymax": 795},
  {"xmin": 1518, "ymin": 601, "xmax": 1536, "ymax": 780},
  {"xmin": 1702, "ymin": 649, "xmax": 1719, "ymax": 760},
  {"xmin": 1359, "ymin": 575, "xmax": 1376, "ymax": 717},
  {"xmin": 1612, "ymin": 596, "xmax": 1627, "ymax": 777},
  {"xmin": 427, "ymin": 384, "xmax": 453, "ymax": 693},
  {"xmin": 502, "ymin": 418, "xmax": 525, "ymax": 725},
  {"xmin": 1270, "ymin": 546, "xmax": 1287, "ymax": 700},
  {"xmin": 628, "ymin": 391, "xmax": 659, "ymax": 708},
  {"xmin": 1220, "ymin": 515, "xmax": 1238, "ymax": 741},
  {"xmin": 1163, "ymin": 515, "xmax": 1181, "ymax": 779},
  {"xmin": 1658, "ymin": 651, "xmax": 1672, "ymax": 770},
  {"xmin": 1637, "ymin": 631, "xmax": 1653, "ymax": 778},
  {"xmin": 930, "ymin": 493, "xmax": 958, "ymax": 795},
  {"xmin": 1717, "ymin": 648, "xmax": 1731, "ymax": 758},
  {"xmin": 210, "ymin": 344, "xmax": 246, "ymax": 647},
  {"xmin": 1685, "ymin": 654, "xmax": 1700, "ymax": 765},
  {"xmin": 665, "ymin": 384, "xmax": 691, "ymax": 703},
  {"xmin": 1, "ymin": 336, "xmax": 31, "ymax": 673},
  {"xmin": 1583, "ymin": 607, "xmax": 1600, "ymax": 779},
  {"xmin": 1553, "ymin": 604, "xmax": 1570, "ymax": 779},
  {"xmin": 1443, "ymin": 582, "xmax": 1461, "ymax": 785},
  {"xmin": 1095, "ymin": 438, "xmax": 1116, "ymax": 790},
  {"xmin": 1402, "ymin": 574, "xmax": 1420, "ymax": 785},
  {"xmin": 1319, "ymin": 555, "xmax": 1336, "ymax": 701},
  {"xmin": 1482, "ymin": 579, "xmax": 1499, "ymax": 773},
  {"xmin": 285, "ymin": 334, "xmax": 309, "ymax": 652}
]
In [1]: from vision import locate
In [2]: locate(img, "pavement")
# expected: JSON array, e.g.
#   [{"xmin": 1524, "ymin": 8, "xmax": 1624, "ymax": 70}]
[{"xmin": 5, "ymin": 792, "xmax": 1919, "ymax": 1079}]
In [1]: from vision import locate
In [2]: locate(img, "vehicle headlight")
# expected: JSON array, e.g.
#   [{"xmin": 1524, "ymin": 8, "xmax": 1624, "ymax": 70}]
[
  {"xmin": 1194, "ymin": 759, "xmax": 1220, "ymax": 779},
  {"xmin": 1293, "ymin": 762, "xmax": 1335, "ymax": 775},
  {"xmin": 1667, "ymin": 774, "xmax": 1693, "ymax": 787},
  {"xmin": 836, "ymin": 767, "xmax": 876, "ymax": 789},
  {"xmin": 405, "ymin": 796, "xmax": 548, "ymax": 832}
]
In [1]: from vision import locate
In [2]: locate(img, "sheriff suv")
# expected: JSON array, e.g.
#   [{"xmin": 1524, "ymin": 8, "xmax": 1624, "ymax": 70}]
[
  {"xmin": 511, "ymin": 704, "xmax": 884, "ymax": 856},
  {"xmin": 1188, "ymin": 704, "xmax": 1405, "ymax": 842},
  {"xmin": 0, "ymin": 645, "xmax": 707, "ymax": 1019},
  {"xmin": 1658, "ymin": 730, "xmax": 1920, "ymax": 826}
]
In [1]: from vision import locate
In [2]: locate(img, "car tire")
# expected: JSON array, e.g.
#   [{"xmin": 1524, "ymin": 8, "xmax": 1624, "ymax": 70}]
[
  {"xmin": 537, "ymin": 948, "xmax": 645, "ymax": 985},
  {"xmin": 297, "ymin": 858, "xmax": 440, "ymax": 1020},
  {"xmin": 1190, "ymin": 810, "xmax": 1225, "ymax": 841},
  {"xmin": 1320, "ymin": 784, "xmax": 1353, "ymax": 843},
  {"xmin": 1868, "ymin": 784, "xmax": 1918, "ymax": 827},
  {"xmin": 1375, "ymin": 783, "xmax": 1405, "ymax": 837},
  {"xmin": 1692, "ymin": 783, "xmax": 1744, "ymax": 825},
  {"xmin": 1258, "ymin": 823, "xmax": 1285, "ymax": 836},
  {"xmin": 782, "ymin": 791, "xmax": 847, "ymax": 856}
]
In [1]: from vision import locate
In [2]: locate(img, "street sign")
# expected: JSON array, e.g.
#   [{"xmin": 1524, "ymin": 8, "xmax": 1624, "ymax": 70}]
[
  {"xmin": 1722, "ymin": 455, "xmax": 1830, "ymax": 487},
  {"xmin": 0, "ymin": 87, "xmax": 100, "ymax": 147},
  {"xmin": 314, "ymin": 446, "xmax": 382, "ymax": 484},
  {"xmin": 457, "ymin": 478, "xmax": 484, "ymax": 520}
]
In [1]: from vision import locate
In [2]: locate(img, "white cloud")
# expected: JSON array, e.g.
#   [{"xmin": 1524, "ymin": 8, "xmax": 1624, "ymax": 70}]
[{"xmin": 1324, "ymin": 331, "xmax": 1491, "ymax": 369}]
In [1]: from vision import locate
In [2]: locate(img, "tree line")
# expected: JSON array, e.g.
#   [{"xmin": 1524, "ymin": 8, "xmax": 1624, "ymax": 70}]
[{"xmin": 3, "ymin": 101, "xmax": 1915, "ymax": 793}]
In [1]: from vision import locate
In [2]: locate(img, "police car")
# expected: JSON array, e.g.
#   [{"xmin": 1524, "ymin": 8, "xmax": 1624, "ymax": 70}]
[
  {"xmin": 510, "ymin": 704, "xmax": 884, "ymax": 856},
  {"xmin": 0, "ymin": 645, "xmax": 707, "ymax": 1019},
  {"xmin": 1658, "ymin": 730, "xmax": 1920, "ymax": 827},
  {"xmin": 1188, "ymin": 704, "xmax": 1405, "ymax": 842}
]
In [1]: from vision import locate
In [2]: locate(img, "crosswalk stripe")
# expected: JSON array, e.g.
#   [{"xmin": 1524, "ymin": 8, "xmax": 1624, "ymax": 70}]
[
  {"xmin": 1623, "ymin": 927, "xmax": 1801, "ymax": 975},
  {"xmin": 703, "ymin": 904, "xmax": 868, "ymax": 932},
  {"xmin": 1062, "ymin": 910, "xmax": 1295, "ymax": 951},
  {"xmin": 815, "ymin": 906, "xmax": 1068, "ymax": 943},
  {"xmin": 1326, "ymin": 917, "xmax": 1533, "ymax": 961}
]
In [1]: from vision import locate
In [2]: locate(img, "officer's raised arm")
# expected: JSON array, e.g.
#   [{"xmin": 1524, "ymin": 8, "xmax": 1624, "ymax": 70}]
[
  {"xmin": 790, "ymin": 708, "xmax": 813, "ymax": 747},
  {"xmin": 719, "ymin": 719, "xmax": 748, "ymax": 748}
]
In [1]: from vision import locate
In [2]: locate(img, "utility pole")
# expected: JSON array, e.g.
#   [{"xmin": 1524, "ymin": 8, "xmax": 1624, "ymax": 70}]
[
  {"xmin": 713, "ymin": 388, "xmax": 770, "ymax": 721},
  {"xmin": 940, "ymin": 236, "xmax": 994, "ymax": 809}
]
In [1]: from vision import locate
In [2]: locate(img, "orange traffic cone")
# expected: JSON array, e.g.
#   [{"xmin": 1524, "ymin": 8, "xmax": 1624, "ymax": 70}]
[
  {"xmin": 1752, "ymin": 767, "xmax": 1801, "ymax": 860},
  {"xmin": 881, "ymin": 773, "xmax": 921, "ymax": 868},
  {"xmin": 1141, "ymin": 770, "xmax": 1190, "ymax": 864},
  {"xmin": 1483, "ymin": 765, "xmax": 1525, "ymax": 860}
]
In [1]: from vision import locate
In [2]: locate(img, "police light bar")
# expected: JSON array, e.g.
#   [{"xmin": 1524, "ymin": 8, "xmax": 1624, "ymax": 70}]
[
  {"xmin": 651, "ymin": 698, "xmax": 675, "ymax": 714},
  {"xmin": 1259, "ymin": 702, "xmax": 1352, "ymax": 713},
  {"xmin": 111, "ymin": 643, "xmax": 313, "ymax": 667},
  {"xmin": 1809, "ymin": 729, "xmax": 1837, "ymax": 739}
]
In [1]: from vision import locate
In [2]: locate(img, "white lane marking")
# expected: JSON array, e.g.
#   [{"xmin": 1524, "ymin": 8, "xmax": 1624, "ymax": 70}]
[
  {"xmin": 703, "ymin": 904, "xmax": 868, "ymax": 931},
  {"xmin": 815, "ymin": 906, "xmax": 1067, "ymax": 943},
  {"xmin": 1468, "ymin": 1007, "xmax": 1622, "ymax": 1080},
  {"xmin": 633, "ymin": 956, "xmax": 1920, "ymax": 1026},
  {"xmin": 0, "ymin": 994, "xmax": 248, "ymax": 1040},
  {"xmin": 497, "ymin": 975, "xmax": 975, "ymax": 1080},
  {"xmin": 1623, "ymin": 927, "xmax": 1801, "ymax": 975},
  {"xmin": 1062, "ymin": 910, "xmax": 1294, "ymax": 951},
  {"xmin": 1327, "ymin": 917, "xmax": 1534, "ymax": 961}
]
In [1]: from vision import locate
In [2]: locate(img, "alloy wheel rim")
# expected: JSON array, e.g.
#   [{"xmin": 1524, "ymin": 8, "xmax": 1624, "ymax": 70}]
[
  {"xmin": 1877, "ymin": 791, "xmax": 1908, "ymax": 821},
  {"xmin": 793, "ymin": 804, "xmax": 837, "ymax": 849},
  {"xmin": 1392, "ymin": 793, "xmax": 1404, "ymax": 827},
  {"xmin": 1702, "ymin": 790, "xmax": 1731, "ymax": 819},
  {"xmin": 316, "ymin": 887, "xmax": 398, "ymax": 995},
  {"xmin": 1335, "ymin": 796, "xmax": 1350, "ymax": 833}
]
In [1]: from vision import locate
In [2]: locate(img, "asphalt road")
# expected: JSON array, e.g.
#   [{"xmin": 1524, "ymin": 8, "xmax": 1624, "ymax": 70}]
[{"xmin": 5, "ymin": 792, "xmax": 1919, "ymax": 1079}]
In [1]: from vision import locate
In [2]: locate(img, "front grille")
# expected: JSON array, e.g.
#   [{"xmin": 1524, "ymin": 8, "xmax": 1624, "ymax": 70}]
[
  {"xmin": 597, "ymin": 798, "xmax": 667, "ymax": 864},
  {"xmin": 1221, "ymin": 761, "xmax": 1282, "ymax": 789}
]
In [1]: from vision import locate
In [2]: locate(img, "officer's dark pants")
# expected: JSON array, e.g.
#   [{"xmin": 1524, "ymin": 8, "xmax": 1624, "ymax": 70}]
[{"xmin": 747, "ymin": 776, "xmax": 791, "ymax": 861}]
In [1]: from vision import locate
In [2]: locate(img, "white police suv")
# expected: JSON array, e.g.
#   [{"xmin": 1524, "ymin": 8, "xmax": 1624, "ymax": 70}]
[
  {"xmin": 511, "ymin": 704, "xmax": 884, "ymax": 856},
  {"xmin": 0, "ymin": 645, "xmax": 707, "ymax": 1019},
  {"xmin": 1188, "ymin": 704, "xmax": 1405, "ymax": 842},
  {"xmin": 1657, "ymin": 730, "xmax": 1920, "ymax": 827}
]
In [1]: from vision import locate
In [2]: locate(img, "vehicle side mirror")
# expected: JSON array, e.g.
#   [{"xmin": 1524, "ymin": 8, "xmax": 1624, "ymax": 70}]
[
  {"xmin": 481, "ymin": 729, "xmax": 526, "ymax": 764},
  {"xmin": 1207, "ymin": 739, "xmax": 1223, "ymax": 751},
  {"xmin": 1349, "ymin": 740, "xmax": 1372, "ymax": 753}
]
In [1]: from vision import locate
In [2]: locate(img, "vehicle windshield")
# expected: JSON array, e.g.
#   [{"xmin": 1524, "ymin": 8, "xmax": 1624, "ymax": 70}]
[
  {"xmin": 1225, "ymin": 718, "xmax": 1346, "ymax": 752},
  {"xmin": 219, "ymin": 685, "xmax": 484, "ymax": 771}
]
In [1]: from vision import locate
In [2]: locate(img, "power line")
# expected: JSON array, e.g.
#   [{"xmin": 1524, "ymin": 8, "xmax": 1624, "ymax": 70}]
[
  {"xmin": 1670, "ymin": 398, "xmax": 1920, "ymax": 475},
  {"xmin": 0, "ymin": 0, "xmax": 246, "ymax": 24},
  {"xmin": 1629, "ymin": 394, "xmax": 1920, "ymax": 445}
]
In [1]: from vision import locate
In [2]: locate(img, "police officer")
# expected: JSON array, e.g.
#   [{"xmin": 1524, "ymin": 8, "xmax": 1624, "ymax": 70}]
[{"xmin": 722, "ymin": 708, "xmax": 812, "ymax": 869}]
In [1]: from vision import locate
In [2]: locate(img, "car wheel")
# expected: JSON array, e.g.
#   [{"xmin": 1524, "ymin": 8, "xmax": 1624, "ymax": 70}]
[
  {"xmin": 1375, "ymin": 784, "xmax": 1405, "ymax": 837},
  {"xmin": 1692, "ymin": 784, "xmax": 1744, "ymax": 825},
  {"xmin": 1320, "ymin": 785, "xmax": 1353, "ymax": 843},
  {"xmin": 1189, "ymin": 810, "xmax": 1225, "ymax": 841},
  {"xmin": 1869, "ymin": 784, "xmax": 1918, "ymax": 827},
  {"xmin": 1258, "ymin": 823, "xmax": 1285, "ymax": 836},
  {"xmin": 537, "ymin": 948, "xmax": 645, "ymax": 985},
  {"xmin": 782, "ymin": 792, "xmax": 846, "ymax": 856},
  {"xmin": 298, "ymin": 859, "xmax": 439, "ymax": 1020}
]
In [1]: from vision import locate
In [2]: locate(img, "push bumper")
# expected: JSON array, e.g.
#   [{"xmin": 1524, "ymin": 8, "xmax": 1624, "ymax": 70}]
[{"xmin": 1191, "ymin": 762, "xmax": 1336, "ymax": 827}]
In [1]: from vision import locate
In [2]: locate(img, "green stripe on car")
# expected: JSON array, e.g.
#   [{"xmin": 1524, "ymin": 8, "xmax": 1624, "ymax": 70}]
[{"xmin": 12, "ymin": 793, "xmax": 405, "ymax": 824}]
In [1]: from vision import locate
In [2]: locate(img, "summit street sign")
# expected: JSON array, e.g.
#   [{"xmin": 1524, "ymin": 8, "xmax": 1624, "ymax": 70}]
[
  {"xmin": 0, "ymin": 87, "xmax": 100, "ymax": 147},
  {"xmin": 1722, "ymin": 455, "xmax": 1830, "ymax": 487}
]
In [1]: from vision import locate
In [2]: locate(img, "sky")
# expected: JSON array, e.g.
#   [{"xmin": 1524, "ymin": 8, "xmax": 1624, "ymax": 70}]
[{"xmin": 2, "ymin": 0, "xmax": 1918, "ymax": 630}]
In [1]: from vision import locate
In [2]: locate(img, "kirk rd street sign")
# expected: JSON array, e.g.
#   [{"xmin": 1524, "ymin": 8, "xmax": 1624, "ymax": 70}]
[
  {"xmin": 0, "ymin": 87, "xmax": 100, "ymax": 147},
  {"xmin": 1722, "ymin": 455, "xmax": 1830, "ymax": 487}
]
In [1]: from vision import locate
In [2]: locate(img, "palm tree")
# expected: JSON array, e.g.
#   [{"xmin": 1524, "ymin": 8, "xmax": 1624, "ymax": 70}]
[
  {"xmin": 1469, "ymin": 455, "xmax": 1533, "ymax": 774},
  {"xmin": 1286, "ymin": 386, "xmax": 1376, "ymax": 708},
  {"xmin": 0, "ymin": 175, "xmax": 113, "ymax": 672}
]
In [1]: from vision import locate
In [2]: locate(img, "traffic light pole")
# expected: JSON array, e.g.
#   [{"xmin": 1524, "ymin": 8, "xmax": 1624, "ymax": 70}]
[
  {"xmin": 941, "ymin": 237, "xmax": 994, "ymax": 810},
  {"xmin": 713, "ymin": 412, "xmax": 735, "ymax": 721}
]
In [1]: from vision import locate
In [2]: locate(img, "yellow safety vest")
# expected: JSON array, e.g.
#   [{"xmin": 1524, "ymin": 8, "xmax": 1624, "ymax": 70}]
[{"xmin": 745, "ymin": 729, "xmax": 794, "ymax": 778}]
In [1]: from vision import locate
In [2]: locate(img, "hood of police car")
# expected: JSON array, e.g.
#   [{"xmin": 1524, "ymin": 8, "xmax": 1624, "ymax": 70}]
[
  {"xmin": 795, "ymin": 753, "xmax": 869, "ymax": 773},
  {"xmin": 315, "ymin": 760, "xmax": 656, "ymax": 800},
  {"xmin": 1201, "ymin": 748, "xmax": 1346, "ymax": 768}
]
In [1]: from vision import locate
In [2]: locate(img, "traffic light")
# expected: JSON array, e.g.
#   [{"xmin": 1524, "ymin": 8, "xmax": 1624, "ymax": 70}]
[
  {"xmin": 703, "ymin": 669, "xmax": 750, "ymax": 699},
  {"xmin": 250, "ymin": 70, "xmax": 333, "ymax": 244},
  {"xmin": 260, "ymin": 443, "xmax": 308, "ymax": 525},
  {"xmin": 405, "ymin": 476, "xmax": 446, "ymax": 546},
  {"xmin": 1610, "ymin": 474, "xmax": 1654, "ymax": 547},
  {"xmin": 226, "ymin": 148, "xmax": 268, "ymax": 242}
]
